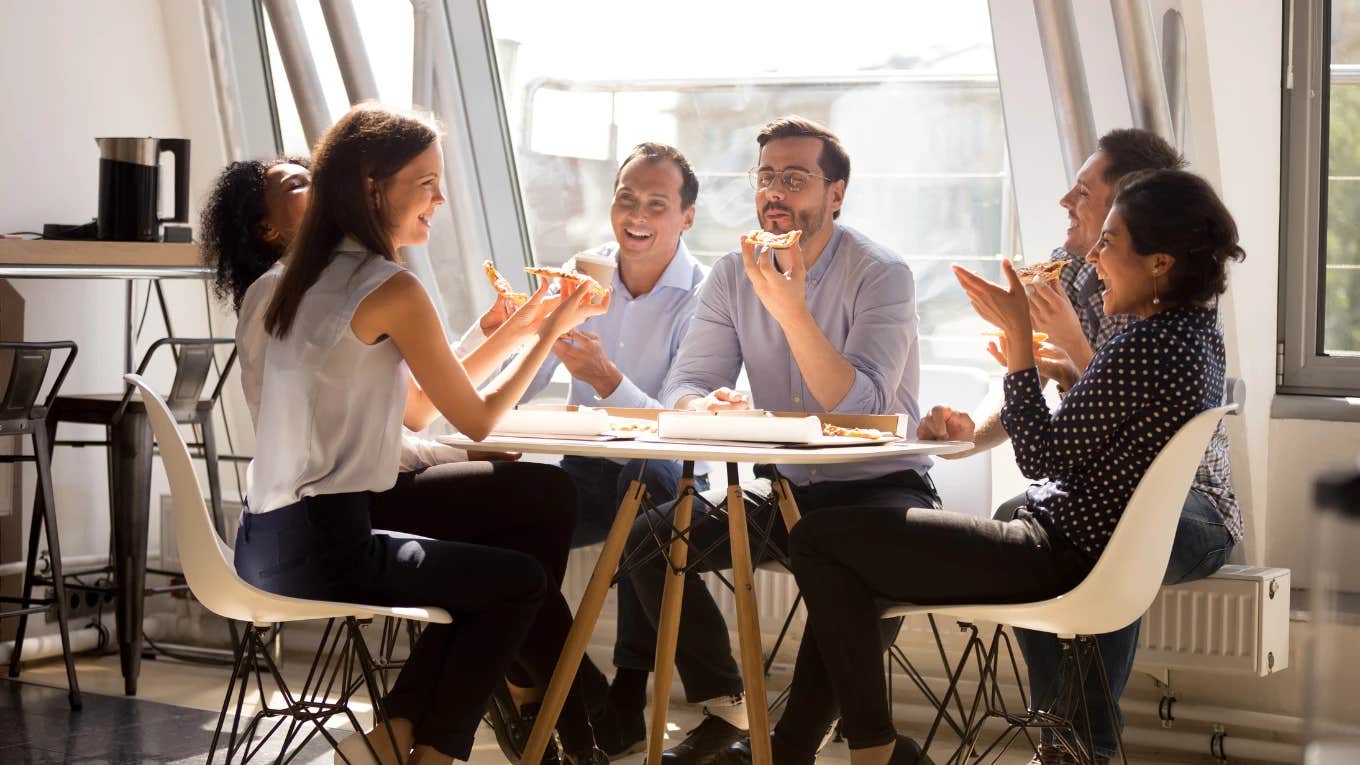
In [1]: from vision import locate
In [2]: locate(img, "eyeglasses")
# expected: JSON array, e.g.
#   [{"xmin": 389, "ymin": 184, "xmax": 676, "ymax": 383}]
[{"xmin": 748, "ymin": 167, "xmax": 831, "ymax": 193}]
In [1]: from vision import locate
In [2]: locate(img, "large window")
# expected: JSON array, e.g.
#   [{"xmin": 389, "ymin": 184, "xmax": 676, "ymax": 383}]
[
  {"xmin": 1282, "ymin": 0, "xmax": 1360, "ymax": 395},
  {"xmin": 484, "ymin": 0, "xmax": 1014, "ymax": 369}
]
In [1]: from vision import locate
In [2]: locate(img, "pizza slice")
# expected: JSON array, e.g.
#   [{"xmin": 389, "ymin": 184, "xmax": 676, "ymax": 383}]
[
  {"xmin": 1013, "ymin": 259, "xmax": 1067, "ymax": 285},
  {"xmin": 822, "ymin": 423, "xmax": 887, "ymax": 440},
  {"xmin": 744, "ymin": 229, "xmax": 803, "ymax": 249},
  {"xmin": 523, "ymin": 265, "xmax": 611, "ymax": 300},
  {"xmin": 482, "ymin": 260, "xmax": 531, "ymax": 307}
]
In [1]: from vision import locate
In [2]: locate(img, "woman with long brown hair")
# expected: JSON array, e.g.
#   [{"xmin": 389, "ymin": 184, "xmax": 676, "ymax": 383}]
[{"xmin": 236, "ymin": 103, "xmax": 610, "ymax": 765}]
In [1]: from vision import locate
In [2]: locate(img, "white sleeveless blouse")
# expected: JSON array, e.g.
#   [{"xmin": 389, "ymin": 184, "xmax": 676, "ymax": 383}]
[{"xmin": 247, "ymin": 240, "xmax": 407, "ymax": 515}]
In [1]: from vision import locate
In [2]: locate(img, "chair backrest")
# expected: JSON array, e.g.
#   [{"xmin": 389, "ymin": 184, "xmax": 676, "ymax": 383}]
[
  {"xmin": 919, "ymin": 364, "xmax": 992, "ymax": 516},
  {"xmin": 990, "ymin": 404, "xmax": 1235, "ymax": 635},
  {"xmin": 119, "ymin": 338, "xmax": 236, "ymax": 422},
  {"xmin": 886, "ymin": 405, "xmax": 1236, "ymax": 633},
  {"xmin": 124, "ymin": 374, "xmax": 243, "ymax": 619},
  {"xmin": 127, "ymin": 373, "xmax": 452, "ymax": 626},
  {"xmin": 0, "ymin": 341, "xmax": 77, "ymax": 425}
]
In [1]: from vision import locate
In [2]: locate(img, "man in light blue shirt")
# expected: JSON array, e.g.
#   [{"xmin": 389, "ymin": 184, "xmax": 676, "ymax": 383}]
[
  {"xmin": 528, "ymin": 144, "xmax": 708, "ymax": 551},
  {"xmin": 607, "ymin": 117, "xmax": 940, "ymax": 765}
]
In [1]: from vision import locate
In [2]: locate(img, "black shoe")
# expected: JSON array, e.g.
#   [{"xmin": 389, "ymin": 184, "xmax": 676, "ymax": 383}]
[
  {"xmin": 660, "ymin": 715, "xmax": 745, "ymax": 765},
  {"xmin": 712, "ymin": 732, "xmax": 814, "ymax": 765},
  {"xmin": 486, "ymin": 683, "xmax": 561, "ymax": 765},
  {"xmin": 590, "ymin": 697, "xmax": 646, "ymax": 760},
  {"xmin": 887, "ymin": 734, "xmax": 934, "ymax": 765}
]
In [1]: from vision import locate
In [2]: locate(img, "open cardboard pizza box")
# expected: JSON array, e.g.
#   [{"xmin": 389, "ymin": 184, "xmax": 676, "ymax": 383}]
[
  {"xmin": 655, "ymin": 410, "xmax": 903, "ymax": 447},
  {"xmin": 487, "ymin": 404, "xmax": 658, "ymax": 440},
  {"xmin": 484, "ymin": 405, "xmax": 902, "ymax": 447}
]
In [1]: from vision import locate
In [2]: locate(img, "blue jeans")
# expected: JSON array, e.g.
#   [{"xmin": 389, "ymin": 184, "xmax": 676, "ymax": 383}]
[{"xmin": 1009, "ymin": 490, "xmax": 1235, "ymax": 759}]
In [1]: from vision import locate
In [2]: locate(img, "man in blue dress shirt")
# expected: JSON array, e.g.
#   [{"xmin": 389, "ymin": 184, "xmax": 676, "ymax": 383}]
[
  {"xmin": 471, "ymin": 142, "xmax": 709, "ymax": 548},
  {"xmin": 604, "ymin": 117, "xmax": 940, "ymax": 765}
]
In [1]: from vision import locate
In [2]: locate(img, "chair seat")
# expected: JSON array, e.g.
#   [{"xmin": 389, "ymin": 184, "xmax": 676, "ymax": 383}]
[{"xmin": 52, "ymin": 393, "xmax": 213, "ymax": 425}]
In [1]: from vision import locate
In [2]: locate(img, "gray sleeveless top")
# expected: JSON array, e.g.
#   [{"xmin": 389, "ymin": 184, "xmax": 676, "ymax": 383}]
[{"xmin": 247, "ymin": 240, "xmax": 407, "ymax": 514}]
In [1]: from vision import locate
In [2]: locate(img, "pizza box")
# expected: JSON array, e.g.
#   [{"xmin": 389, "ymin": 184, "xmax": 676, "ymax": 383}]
[
  {"xmin": 655, "ymin": 410, "xmax": 903, "ymax": 447},
  {"xmin": 490, "ymin": 405, "xmax": 656, "ymax": 439}
]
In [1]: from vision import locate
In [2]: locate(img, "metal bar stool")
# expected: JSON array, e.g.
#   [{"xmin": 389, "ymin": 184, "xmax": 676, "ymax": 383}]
[
  {"xmin": 0, "ymin": 340, "xmax": 81, "ymax": 709},
  {"xmin": 46, "ymin": 337, "xmax": 236, "ymax": 695}
]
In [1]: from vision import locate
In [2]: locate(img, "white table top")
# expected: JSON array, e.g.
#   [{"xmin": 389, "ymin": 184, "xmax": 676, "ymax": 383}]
[{"xmin": 438, "ymin": 433, "xmax": 972, "ymax": 464}]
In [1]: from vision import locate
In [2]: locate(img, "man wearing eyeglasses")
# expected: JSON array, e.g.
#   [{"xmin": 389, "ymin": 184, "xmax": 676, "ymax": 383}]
[{"xmin": 605, "ymin": 116, "xmax": 938, "ymax": 765}]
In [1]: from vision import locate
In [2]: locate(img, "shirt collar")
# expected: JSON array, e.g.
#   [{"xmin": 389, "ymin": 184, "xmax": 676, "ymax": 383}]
[
  {"xmin": 805, "ymin": 225, "xmax": 844, "ymax": 284},
  {"xmin": 603, "ymin": 239, "xmax": 698, "ymax": 296}
]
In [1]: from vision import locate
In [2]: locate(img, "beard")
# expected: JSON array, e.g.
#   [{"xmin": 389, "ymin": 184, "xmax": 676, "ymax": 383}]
[{"xmin": 761, "ymin": 195, "xmax": 830, "ymax": 241}]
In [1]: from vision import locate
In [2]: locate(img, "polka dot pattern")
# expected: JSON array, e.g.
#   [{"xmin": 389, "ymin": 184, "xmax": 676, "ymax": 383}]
[{"xmin": 1000, "ymin": 305, "xmax": 1228, "ymax": 562}]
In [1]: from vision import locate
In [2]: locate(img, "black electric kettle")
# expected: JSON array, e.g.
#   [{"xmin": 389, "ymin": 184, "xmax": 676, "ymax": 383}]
[{"xmin": 95, "ymin": 137, "xmax": 191, "ymax": 241}]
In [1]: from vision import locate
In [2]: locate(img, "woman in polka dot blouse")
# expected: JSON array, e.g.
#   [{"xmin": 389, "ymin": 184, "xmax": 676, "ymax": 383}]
[{"xmin": 784, "ymin": 169, "xmax": 1244, "ymax": 765}]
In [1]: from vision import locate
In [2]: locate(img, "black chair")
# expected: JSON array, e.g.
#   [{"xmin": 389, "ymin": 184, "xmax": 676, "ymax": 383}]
[
  {"xmin": 0, "ymin": 341, "xmax": 81, "ymax": 709},
  {"xmin": 45, "ymin": 337, "xmax": 236, "ymax": 695}
]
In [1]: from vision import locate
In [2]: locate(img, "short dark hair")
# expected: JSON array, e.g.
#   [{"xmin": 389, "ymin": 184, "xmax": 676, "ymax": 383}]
[
  {"xmin": 757, "ymin": 115, "xmax": 850, "ymax": 219},
  {"xmin": 615, "ymin": 142, "xmax": 699, "ymax": 209},
  {"xmin": 1113, "ymin": 169, "xmax": 1245, "ymax": 307},
  {"xmin": 1097, "ymin": 128, "xmax": 1185, "ymax": 187}
]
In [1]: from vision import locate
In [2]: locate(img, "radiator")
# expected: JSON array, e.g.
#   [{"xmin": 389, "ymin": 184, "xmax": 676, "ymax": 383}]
[{"xmin": 1134, "ymin": 564, "xmax": 1292, "ymax": 677}]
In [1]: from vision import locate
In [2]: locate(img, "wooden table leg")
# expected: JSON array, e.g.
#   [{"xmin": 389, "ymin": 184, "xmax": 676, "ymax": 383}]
[
  {"xmin": 520, "ymin": 477, "xmax": 648, "ymax": 765},
  {"xmin": 646, "ymin": 461, "xmax": 696, "ymax": 765},
  {"xmin": 726, "ymin": 463, "xmax": 771, "ymax": 765},
  {"xmin": 773, "ymin": 477, "xmax": 801, "ymax": 533}
]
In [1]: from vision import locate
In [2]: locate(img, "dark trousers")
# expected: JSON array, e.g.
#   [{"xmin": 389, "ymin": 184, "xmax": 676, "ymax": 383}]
[
  {"xmin": 1009, "ymin": 490, "xmax": 1235, "ymax": 759},
  {"xmin": 789, "ymin": 506, "xmax": 1090, "ymax": 749},
  {"xmin": 615, "ymin": 466, "xmax": 938, "ymax": 747},
  {"xmin": 367, "ymin": 460, "xmax": 600, "ymax": 752},
  {"xmin": 234, "ymin": 492, "xmax": 546, "ymax": 760}
]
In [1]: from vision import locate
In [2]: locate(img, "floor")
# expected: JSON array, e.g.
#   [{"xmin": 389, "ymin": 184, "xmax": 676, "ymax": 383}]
[{"xmin": 1, "ymin": 648, "xmax": 1194, "ymax": 765}]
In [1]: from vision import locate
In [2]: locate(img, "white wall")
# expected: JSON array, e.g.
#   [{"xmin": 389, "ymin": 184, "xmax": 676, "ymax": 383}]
[{"xmin": 0, "ymin": 0, "xmax": 232, "ymax": 572}]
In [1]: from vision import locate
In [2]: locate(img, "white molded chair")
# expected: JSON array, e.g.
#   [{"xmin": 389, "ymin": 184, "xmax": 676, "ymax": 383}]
[
  {"xmin": 917, "ymin": 364, "xmax": 993, "ymax": 516},
  {"xmin": 882, "ymin": 404, "xmax": 1236, "ymax": 765},
  {"xmin": 127, "ymin": 374, "xmax": 451, "ymax": 764}
]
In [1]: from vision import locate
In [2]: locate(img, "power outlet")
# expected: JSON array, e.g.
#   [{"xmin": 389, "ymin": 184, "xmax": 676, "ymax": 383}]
[{"xmin": 42, "ymin": 585, "xmax": 109, "ymax": 624}]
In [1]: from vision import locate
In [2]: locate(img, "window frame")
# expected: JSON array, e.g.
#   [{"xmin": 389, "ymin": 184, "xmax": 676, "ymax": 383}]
[{"xmin": 1280, "ymin": 0, "xmax": 1360, "ymax": 396}]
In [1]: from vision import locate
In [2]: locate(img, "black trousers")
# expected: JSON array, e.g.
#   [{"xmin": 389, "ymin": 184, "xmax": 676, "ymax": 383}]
[
  {"xmin": 789, "ymin": 507, "xmax": 1091, "ymax": 749},
  {"xmin": 368, "ymin": 460, "xmax": 600, "ymax": 752},
  {"xmin": 234, "ymin": 491, "xmax": 546, "ymax": 760},
  {"xmin": 615, "ymin": 465, "xmax": 938, "ymax": 752}
]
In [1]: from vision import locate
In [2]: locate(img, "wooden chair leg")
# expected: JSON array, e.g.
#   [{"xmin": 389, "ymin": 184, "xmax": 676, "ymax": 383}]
[
  {"xmin": 646, "ymin": 462, "xmax": 697, "ymax": 765},
  {"xmin": 774, "ymin": 477, "xmax": 801, "ymax": 533},
  {"xmin": 725, "ymin": 463, "xmax": 771, "ymax": 765},
  {"xmin": 520, "ymin": 477, "xmax": 650, "ymax": 765}
]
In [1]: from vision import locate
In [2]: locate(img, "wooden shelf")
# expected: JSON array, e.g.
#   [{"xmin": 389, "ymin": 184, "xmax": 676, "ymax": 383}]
[{"xmin": 0, "ymin": 239, "xmax": 208, "ymax": 278}]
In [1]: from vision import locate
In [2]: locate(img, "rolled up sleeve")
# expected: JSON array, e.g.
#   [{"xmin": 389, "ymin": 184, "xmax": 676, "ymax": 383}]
[
  {"xmin": 659, "ymin": 258, "xmax": 743, "ymax": 407},
  {"xmin": 831, "ymin": 261, "xmax": 917, "ymax": 414},
  {"xmin": 597, "ymin": 374, "xmax": 661, "ymax": 409}
]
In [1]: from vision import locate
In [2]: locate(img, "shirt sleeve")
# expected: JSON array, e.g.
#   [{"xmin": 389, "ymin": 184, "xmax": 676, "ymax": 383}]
[
  {"xmin": 596, "ymin": 375, "xmax": 662, "ymax": 409},
  {"xmin": 453, "ymin": 321, "xmax": 486, "ymax": 358},
  {"xmin": 659, "ymin": 257, "xmax": 743, "ymax": 407},
  {"xmin": 1000, "ymin": 325, "xmax": 1196, "ymax": 480},
  {"xmin": 831, "ymin": 260, "xmax": 918, "ymax": 415}
]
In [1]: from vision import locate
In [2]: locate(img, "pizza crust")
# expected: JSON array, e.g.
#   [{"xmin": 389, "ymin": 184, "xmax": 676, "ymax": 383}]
[{"xmin": 524, "ymin": 265, "xmax": 610, "ymax": 300}]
